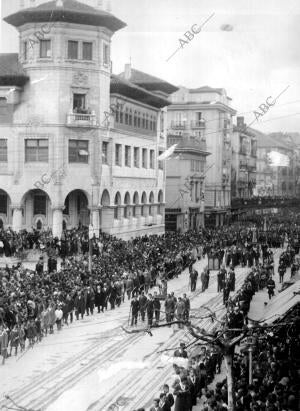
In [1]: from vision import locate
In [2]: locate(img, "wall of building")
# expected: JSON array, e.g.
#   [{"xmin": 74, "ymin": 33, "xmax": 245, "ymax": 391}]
[{"xmin": 0, "ymin": 16, "xmax": 166, "ymax": 239}]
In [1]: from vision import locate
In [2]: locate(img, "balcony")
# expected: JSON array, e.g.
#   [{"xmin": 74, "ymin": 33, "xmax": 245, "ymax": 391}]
[
  {"xmin": 190, "ymin": 119, "xmax": 206, "ymax": 129},
  {"xmin": 170, "ymin": 121, "xmax": 187, "ymax": 129},
  {"xmin": 239, "ymin": 157, "xmax": 256, "ymax": 170},
  {"xmin": 66, "ymin": 111, "xmax": 97, "ymax": 127}
]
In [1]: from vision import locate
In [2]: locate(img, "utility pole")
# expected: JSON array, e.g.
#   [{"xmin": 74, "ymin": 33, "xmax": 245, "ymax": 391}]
[{"xmin": 88, "ymin": 223, "xmax": 93, "ymax": 273}]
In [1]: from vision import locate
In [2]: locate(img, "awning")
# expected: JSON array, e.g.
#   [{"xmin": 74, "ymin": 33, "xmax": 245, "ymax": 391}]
[{"xmin": 257, "ymin": 281, "xmax": 300, "ymax": 324}]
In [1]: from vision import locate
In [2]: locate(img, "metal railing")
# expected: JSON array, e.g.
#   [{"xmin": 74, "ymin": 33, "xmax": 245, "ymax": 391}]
[
  {"xmin": 66, "ymin": 113, "xmax": 97, "ymax": 126},
  {"xmin": 190, "ymin": 120, "xmax": 206, "ymax": 129}
]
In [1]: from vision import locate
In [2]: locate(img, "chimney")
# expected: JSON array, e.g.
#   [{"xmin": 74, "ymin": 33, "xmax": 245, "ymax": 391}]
[
  {"xmin": 237, "ymin": 116, "xmax": 244, "ymax": 128},
  {"xmin": 124, "ymin": 63, "xmax": 131, "ymax": 80}
]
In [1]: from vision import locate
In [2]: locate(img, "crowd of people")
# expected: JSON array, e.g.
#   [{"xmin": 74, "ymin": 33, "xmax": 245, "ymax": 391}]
[
  {"xmin": 143, "ymin": 255, "xmax": 299, "ymax": 411},
  {"xmin": 0, "ymin": 221, "xmax": 299, "ymax": 410}
]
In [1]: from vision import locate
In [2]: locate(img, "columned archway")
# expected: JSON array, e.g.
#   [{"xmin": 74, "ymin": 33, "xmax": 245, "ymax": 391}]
[
  {"xmin": 0, "ymin": 189, "xmax": 11, "ymax": 229},
  {"xmin": 100, "ymin": 189, "xmax": 113, "ymax": 231},
  {"xmin": 20, "ymin": 189, "xmax": 52, "ymax": 231},
  {"xmin": 133, "ymin": 191, "xmax": 139, "ymax": 219},
  {"xmin": 114, "ymin": 192, "xmax": 122, "ymax": 220},
  {"xmin": 63, "ymin": 189, "xmax": 89, "ymax": 228},
  {"xmin": 124, "ymin": 192, "xmax": 131, "ymax": 219}
]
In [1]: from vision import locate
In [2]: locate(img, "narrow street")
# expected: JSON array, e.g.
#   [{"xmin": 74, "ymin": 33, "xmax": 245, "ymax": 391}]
[{"xmin": 1, "ymin": 256, "xmax": 251, "ymax": 411}]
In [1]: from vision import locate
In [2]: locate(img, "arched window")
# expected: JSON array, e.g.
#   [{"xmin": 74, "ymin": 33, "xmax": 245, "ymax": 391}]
[
  {"xmin": 153, "ymin": 119, "xmax": 157, "ymax": 131},
  {"xmin": 129, "ymin": 109, "xmax": 133, "ymax": 126},
  {"xmin": 133, "ymin": 192, "xmax": 139, "ymax": 217},
  {"xmin": 114, "ymin": 192, "xmax": 121, "ymax": 219},
  {"xmin": 145, "ymin": 114, "xmax": 149, "ymax": 129},
  {"xmin": 125, "ymin": 108, "xmax": 129, "ymax": 125},
  {"xmin": 101, "ymin": 189, "xmax": 110, "ymax": 207},
  {"xmin": 36, "ymin": 220, "xmax": 42, "ymax": 230},
  {"xmin": 115, "ymin": 106, "xmax": 120, "ymax": 122},
  {"xmin": 142, "ymin": 113, "xmax": 145, "ymax": 128},
  {"xmin": 119, "ymin": 106, "xmax": 124, "ymax": 123},
  {"xmin": 141, "ymin": 192, "xmax": 147, "ymax": 217},
  {"xmin": 282, "ymin": 182, "xmax": 286, "ymax": 192},
  {"xmin": 149, "ymin": 191, "xmax": 154, "ymax": 216},
  {"xmin": 124, "ymin": 192, "xmax": 130, "ymax": 219},
  {"xmin": 150, "ymin": 115, "xmax": 153, "ymax": 131},
  {"xmin": 137, "ymin": 112, "xmax": 141, "ymax": 128},
  {"xmin": 134, "ymin": 111, "xmax": 137, "ymax": 127}
]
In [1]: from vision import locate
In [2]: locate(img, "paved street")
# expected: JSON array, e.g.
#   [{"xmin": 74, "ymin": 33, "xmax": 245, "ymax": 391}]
[{"xmin": 0, "ymin": 257, "xmax": 251, "ymax": 411}]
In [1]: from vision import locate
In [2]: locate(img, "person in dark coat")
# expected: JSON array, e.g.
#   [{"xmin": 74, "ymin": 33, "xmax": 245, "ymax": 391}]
[
  {"xmin": 187, "ymin": 368, "xmax": 200, "ymax": 408},
  {"xmin": 223, "ymin": 280, "xmax": 230, "ymax": 306},
  {"xmin": 139, "ymin": 292, "xmax": 148, "ymax": 322},
  {"xmin": 165, "ymin": 295, "xmax": 175, "ymax": 325},
  {"xmin": 159, "ymin": 393, "xmax": 171, "ymax": 411},
  {"xmin": 163, "ymin": 385, "xmax": 174, "ymax": 408},
  {"xmin": 130, "ymin": 295, "xmax": 139, "ymax": 326},
  {"xmin": 146, "ymin": 294, "xmax": 154, "ymax": 326},
  {"xmin": 228, "ymin": 269, "xmax": 235, "ymax": 291},
  {"xmin": 74, "ymin": 292, "xmax": 85, "ymax": 320},
  {"xmin": 173, "ymin": 378, "xmax": 192, "ymax": 411},
  {"xmin": 217, "ymin": 265, "xmax": 226, "ymax": 292},
  {"xmin": 95, "ymin": 285, "xmax": 102, "ymax": 313},
  {"xmin": 153, "ymin": 293, "xmax": 161, "ymax": 323},
  {"xmin": 85, "ymin": 287, "xmax": 95, "ymax": 315},
  {"xmin": 35, "ymin": 257, "xmax": 44, "ymax": 275},
  {"xmin": 189, "ymin": 267, "xmax": 198, "ymax": 292}
]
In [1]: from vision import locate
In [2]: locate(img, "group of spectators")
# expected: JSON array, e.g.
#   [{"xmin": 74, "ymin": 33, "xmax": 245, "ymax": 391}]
[
  {"xmin": 144, "ymin": 249, "xmax": 299, "ymax": 411},
  {"xmin": 0, "ymin": 221, "xmax": 299, "ymax": 411}
]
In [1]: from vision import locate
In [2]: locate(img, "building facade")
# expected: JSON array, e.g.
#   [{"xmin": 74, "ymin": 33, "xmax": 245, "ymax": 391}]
[
  {"xmin": 256, "ymin": 133, "xmax": 298, "ymax": 197},
  {"xmin": 167, "ymin": 86, "xmax": 236, "ymax": 227},
  {"xmin": 164, "ymin": 133, "xmax": 209, "ymax": 232},
  {"xmin": 231, "ymin": 116, "xmax": 257, "ymax": 199},
  {"xmin": 0, "ymin": 0, "xmax": 169, "ymax": 240}
]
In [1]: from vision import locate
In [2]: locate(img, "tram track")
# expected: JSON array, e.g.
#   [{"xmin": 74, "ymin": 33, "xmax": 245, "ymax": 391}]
[{"xmin": 1, "ymin": 262, "xmax": 248, "ymax": 411}]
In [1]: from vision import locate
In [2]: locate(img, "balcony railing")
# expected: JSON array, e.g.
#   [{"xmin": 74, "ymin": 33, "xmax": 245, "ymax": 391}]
[
  {"xmin": 66, "ymin": 111, "xmax": 97, "ymax": 127},
  {"xmin": 190, "ymin": 120, "xmax": 206, "ymax": 129},
  {"xmin": 170, "ymin": 121, "xmax": 187, "ymax": 129}
]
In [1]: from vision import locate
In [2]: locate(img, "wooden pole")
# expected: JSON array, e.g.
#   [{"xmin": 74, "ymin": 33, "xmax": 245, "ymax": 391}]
[
  {"xmin": 224, "ymin": 353, "xmax": 234, "ymax": 411},
  {"xmin": 248, "ymin": 346, "xmax": 253, "ymax": 384}
]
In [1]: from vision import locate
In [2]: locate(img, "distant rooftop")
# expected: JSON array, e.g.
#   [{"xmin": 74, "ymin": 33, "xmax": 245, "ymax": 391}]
[
  {"xmin": 189, "ymin": 86, "xmax": 224, "ymax": 95},
  {"xmin": 120, "ymin": 68, "xmax": 179, "ymax": 95},
  {"xmin": 111, "ymin": 74, "xmax": 171, "ymax": 109},
  {"xmin": 4, "ymin": 0, "xmax": 126, "ymax": 32}
]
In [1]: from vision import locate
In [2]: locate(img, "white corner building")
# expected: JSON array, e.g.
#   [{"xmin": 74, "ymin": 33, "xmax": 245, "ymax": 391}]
[{"xmin": 0, "ymin": 0, "xmax": 172, "ymax": 240}]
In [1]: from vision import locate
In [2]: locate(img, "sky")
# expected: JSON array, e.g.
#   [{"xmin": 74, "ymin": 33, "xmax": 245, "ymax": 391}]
[{"xmin": 1, "ymin": 0, "xmax": 300, "ymax": 134}]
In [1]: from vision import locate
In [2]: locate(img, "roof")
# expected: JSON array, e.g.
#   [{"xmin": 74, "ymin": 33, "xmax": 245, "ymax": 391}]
[
  {"xmin": 0, "ymin": 53, "xmax": 29, "ymax": 87},
  {"xmin": 189, "ymin": 86, "xmax": 224, "ymax": 95},
  {"xmin": 257, "ymin": 281, "xmax": 300, "ymax": 324},
  {"xmin": 4, "ymin": 0, "xmax": 126, "ymax": 33},
  {"xmin": 120, "ymin": 68, "xmax": 178, "ymax": 95},
  {"xmin": 111, "ymin": 75, "xmax": 171, "ymax": 109}
]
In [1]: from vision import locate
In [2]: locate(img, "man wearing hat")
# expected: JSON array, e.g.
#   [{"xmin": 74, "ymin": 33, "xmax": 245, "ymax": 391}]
[{"xmin": 174, "ymin": 343, "xmax": 188, "ymax": 358}]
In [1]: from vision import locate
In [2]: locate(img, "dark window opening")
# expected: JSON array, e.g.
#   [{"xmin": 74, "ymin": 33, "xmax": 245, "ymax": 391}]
[
  {"xmin": 68, "ymin": 40, "xmax": 79, "ymax": 59},
  {"xmin": 82, "ymin": 42, "xmax": 93, "ymax": 60},
  {"xmin": 34, "ymin": 195, "xmax": 46, "ymax": 216},
  {"xmin": 40, "ymin": 40, "xmax": 51, "ymax": 58}
]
